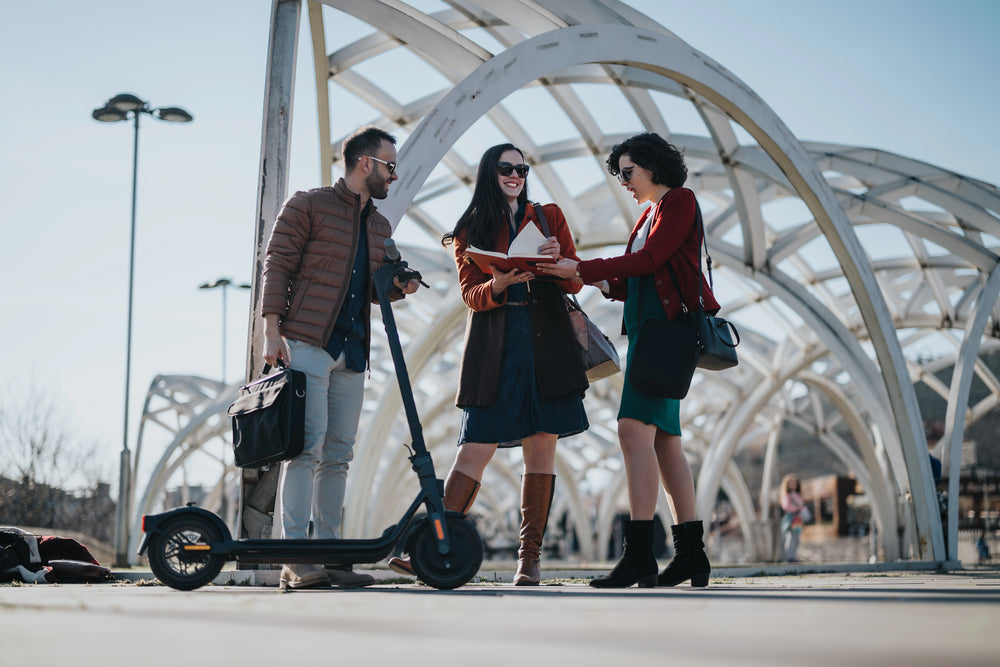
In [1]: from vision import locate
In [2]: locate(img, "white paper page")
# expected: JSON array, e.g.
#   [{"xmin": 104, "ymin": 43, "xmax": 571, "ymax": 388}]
[
  {"xmin": 508, "ymin": 223, "xmax": 548, "ymax": 256},
  {"xmin": 466, "ymin": 245, "xmax": 505, "ymax": 258}
]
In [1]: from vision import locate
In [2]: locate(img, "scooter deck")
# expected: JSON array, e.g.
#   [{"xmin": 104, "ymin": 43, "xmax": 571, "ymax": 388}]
[{"xmin": 214, "ymin": 530, "xmax": 404, "ymax": 566}]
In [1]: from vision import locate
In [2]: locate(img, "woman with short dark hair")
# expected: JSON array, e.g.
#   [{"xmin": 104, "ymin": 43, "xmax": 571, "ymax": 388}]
[{"xmin": 540, "ymin": 132, "xmax": 717, "ymax": 588}]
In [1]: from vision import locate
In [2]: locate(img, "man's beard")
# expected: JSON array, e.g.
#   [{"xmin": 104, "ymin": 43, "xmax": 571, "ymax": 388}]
[{"xmin": 366, "ymin": 172, "xmax": 390, "ymax": 200}]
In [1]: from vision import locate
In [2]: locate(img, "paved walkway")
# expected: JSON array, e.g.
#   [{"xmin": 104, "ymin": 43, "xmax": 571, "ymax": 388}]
[{"xmin": 3, "ymin": 569, "xmax": 998, "ymax": 666}]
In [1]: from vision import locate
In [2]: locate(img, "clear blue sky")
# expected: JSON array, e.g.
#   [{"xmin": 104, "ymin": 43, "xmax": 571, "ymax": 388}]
[{"xmin": 2, "ymin": 0, "xmax": 998, "ymax": 488}]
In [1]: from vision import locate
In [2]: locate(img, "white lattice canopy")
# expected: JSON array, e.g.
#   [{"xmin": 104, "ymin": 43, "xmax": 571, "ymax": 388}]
[{"xmin": 127, "ymin": 1, "xmax": 1000, "ymax": 566}]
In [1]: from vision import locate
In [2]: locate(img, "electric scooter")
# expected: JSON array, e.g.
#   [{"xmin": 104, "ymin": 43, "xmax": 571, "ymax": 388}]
[{"xmin": 138, "ymin": 240, "xmax": 483, "ymax": 591}]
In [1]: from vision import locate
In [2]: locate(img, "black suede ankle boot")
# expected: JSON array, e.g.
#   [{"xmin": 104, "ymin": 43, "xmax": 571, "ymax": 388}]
[
  {"xmin": 657, "ymin": 520, "xmax": 711, "ymax": 587},
  {"xmin": 589, "ymin": 520, "xmax": 658, "ymax": 589}
]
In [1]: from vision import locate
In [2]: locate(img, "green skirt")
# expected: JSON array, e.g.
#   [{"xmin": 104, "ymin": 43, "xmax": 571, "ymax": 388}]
[{"xmin": 617, "ymin": 275, "xmax": 681, "ymax": 435}]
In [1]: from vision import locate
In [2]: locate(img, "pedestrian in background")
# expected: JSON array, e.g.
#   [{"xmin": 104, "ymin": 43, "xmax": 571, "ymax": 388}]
[{"xmin": 779, "ymin": 474, "xmax": 807, "ymax": 562}]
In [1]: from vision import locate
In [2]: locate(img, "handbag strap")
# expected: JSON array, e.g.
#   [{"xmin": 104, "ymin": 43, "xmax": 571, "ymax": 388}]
[
  {"xmin": 533, "ymin": 202, "xmax": 576, "ymax": 295},
  {"xmin": 638, "ymin": 197, "xmax": 710, "ymax": 316},
  {"xmin": 694, "ymin": 203, "xmax": 713, "ymax": 290},
  {"xmin": 532, "ymin": 201, "xmax": 550, "ymax": 237}
]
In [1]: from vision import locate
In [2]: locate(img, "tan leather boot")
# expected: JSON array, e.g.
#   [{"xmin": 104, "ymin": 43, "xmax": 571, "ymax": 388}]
[
  {"xmin": 387, "ymin": 469, "xmax": 481, "ymax": 576},
  {"xmin": 513, "ymin": 473, "xmax": 556, "ymax": 586},
  {"xmin": 279, "ymin": 563, "xmax": 329, "ymax": 590},
  {"xmin": 442, "ymin": 469, "xmax": 481, "ymax": 514}
]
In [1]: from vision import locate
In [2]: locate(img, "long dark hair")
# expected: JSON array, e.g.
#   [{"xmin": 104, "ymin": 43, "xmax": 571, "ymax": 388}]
[{"xmin": 442, "ymin": 143, "xmax": 528, "ymax": 249}]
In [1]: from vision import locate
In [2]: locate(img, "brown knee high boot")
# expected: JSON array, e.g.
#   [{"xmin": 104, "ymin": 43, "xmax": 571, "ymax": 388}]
[
  {"xmin": 386, "ymin": 469, "xmax": 480, "ymax": 576},
  {"xmin": 513, "ymin": 473, "xmax": 556, "ymax": 586},
  {"xmin": 441, "ymin": 469, "xmax": 481, "ymax": 514}
]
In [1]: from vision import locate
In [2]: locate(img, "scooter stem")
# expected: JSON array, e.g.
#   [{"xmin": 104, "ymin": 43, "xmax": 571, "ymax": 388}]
[{"xmin": 373, "ymin": 244, "xmax": 450, "ymax": 554}]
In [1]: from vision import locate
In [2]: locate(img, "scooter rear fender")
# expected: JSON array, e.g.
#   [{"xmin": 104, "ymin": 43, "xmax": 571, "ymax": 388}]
[{"xmin": 137, "ymin": 505, "xmax": 233, "ymax": 556}]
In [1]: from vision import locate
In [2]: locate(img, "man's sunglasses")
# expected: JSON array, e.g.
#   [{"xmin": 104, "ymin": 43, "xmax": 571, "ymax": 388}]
[
  {"xmin": 497, "ymin": 162, "xmax": 530, "ymax": 178},
  {"xmin": 359, "ymin": 155, "xmax": 397, "ymax": 175},
  {"xmin": 617, "ymin": 166, "xmax": 635, "ymax": 183}
]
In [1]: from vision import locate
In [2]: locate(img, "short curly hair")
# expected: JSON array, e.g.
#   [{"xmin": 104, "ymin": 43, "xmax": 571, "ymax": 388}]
[{"xmin": 606, "ymin": 133, "xmax": 687, "ymax": 188}]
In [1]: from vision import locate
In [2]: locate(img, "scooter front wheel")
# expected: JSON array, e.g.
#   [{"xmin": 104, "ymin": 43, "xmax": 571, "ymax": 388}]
[
  {"xmin": 409, "ymin": 515, "xmax": 483, "ymax": 590},
  {"xmin": 147, "ymin": 514, "xmax": 225, "ymax": 590}
]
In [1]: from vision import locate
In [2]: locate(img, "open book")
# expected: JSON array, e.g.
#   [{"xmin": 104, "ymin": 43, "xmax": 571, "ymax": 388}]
[{"xmin": 466, "ymin": 222, "xmax": 557, "ymax": 274}]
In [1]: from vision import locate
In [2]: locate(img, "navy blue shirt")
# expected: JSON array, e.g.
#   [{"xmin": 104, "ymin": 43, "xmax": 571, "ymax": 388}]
[
  {"xmin": 507, "ymin": 201, "xmax": 525, "ymax": 248},
  {"xmin": 325, "ymin": 204, "xmax": 370, "ymax": 372}
]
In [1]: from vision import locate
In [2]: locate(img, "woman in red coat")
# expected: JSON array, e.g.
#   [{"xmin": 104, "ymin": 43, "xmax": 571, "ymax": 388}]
[
  {"xmin": 389, "ymin": 143, "xmax": 589, "ymax": 585},
  {"xmin": 539, "ymin": 133, "xmax": 716, "ymax": 588}
]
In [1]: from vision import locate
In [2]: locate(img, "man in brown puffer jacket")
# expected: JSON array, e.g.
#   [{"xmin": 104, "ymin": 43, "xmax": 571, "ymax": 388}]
[{"xmin": 260, "ymin": 126, "xmax": 420, "ymax": 589}]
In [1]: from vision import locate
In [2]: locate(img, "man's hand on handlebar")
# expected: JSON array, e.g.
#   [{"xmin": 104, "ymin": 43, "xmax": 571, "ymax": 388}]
[
  {"xmin": 393, "ymin": 266, "xmax": 428, "ymax": 295},
  {"xmin": 393, "ymin": 276, "xmax": 421, "ymax": 295}
]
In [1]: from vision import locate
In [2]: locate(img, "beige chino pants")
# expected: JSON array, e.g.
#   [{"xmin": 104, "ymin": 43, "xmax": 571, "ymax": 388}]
[{"xmin": 275, "ymin": 338, "xmax": 365, "ymax": 540}]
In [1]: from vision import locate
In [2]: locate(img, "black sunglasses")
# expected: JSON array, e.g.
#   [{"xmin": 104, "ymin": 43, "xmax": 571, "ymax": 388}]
[
  {"xmin": 497, "ymin": 162, "xmax": 530, "ymax": 178},
  {"xmin": 617, "ymin": 165, "xmax": 635, "ymax": 183},
  {"xmin": 360, "ymin": 155, "xmax": 397, "ymax": 175}
]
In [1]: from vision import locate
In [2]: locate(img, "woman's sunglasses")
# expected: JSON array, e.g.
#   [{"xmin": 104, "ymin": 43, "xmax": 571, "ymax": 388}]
[
  {"xmin": 617, "ymin": 166, "xmax": 635, "ymax": 183},
  {"xmin": 497, "ymin": 162, "xmax": 530, "ymax": 178}
]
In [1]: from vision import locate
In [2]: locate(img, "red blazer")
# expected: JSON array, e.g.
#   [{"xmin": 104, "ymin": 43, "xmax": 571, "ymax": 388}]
[{"xmin": 577, "ymin": 187, "xmax": 720, "ymax": 320}]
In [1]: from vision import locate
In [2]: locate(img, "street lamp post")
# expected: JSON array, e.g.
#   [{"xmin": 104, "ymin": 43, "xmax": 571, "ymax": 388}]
[
  {"xmin": 199, "ymin": 278, "xmax": 251, "ymax": 382},
  {"xmin": 92, "ymin": 93, "xmax": 193, "ymax": 567}
]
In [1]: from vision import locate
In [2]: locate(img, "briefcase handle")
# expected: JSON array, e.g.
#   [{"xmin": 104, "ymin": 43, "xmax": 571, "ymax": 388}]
[{"xmin": 261, "ymin": 357, "xmax": 288, "ymax": 376}]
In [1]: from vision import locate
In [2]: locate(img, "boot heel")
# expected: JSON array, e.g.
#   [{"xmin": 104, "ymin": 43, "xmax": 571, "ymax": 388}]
[
  {"xmin": 637, "ymin": 574, "xmax": 657, "ymax": 588},
  {"xmin": 690, "ymin": 573, "xmax": 709, "ymax": 588}
]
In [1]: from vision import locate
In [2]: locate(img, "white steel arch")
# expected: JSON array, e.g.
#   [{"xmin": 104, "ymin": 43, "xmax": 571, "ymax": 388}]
[
  {"xmin": 363, "ymin": 18, "xmax": 940, "ymax": 558},
  {"xmin": 128, "ymin": 1, "xmax": 1000, "ymax": 567}
]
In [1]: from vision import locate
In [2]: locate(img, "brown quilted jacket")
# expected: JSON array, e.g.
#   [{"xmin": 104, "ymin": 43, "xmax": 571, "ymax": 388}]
[{"xmin": 260, "ymin": 179, "xmax": 393, "ymax": 355}]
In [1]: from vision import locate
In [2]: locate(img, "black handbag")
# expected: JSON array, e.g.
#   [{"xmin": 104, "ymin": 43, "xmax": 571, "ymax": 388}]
[
  {"xmin": 564, "ymin": 293, "xmax": 621, "ymax": 382},
  {"xmin": 627, "ymin": 202, "xmax": 739, "ymax": 398},
  {"xmin": 227, "ymin": 361, "xmax": 306, "ymax": 468},
  {"xmin": 698, "ymin": 312, "xmax": 740, "ymax": 370},
  {"xmin": 628, "ymin": 314, "xmax": 701, "ymax": 398}
]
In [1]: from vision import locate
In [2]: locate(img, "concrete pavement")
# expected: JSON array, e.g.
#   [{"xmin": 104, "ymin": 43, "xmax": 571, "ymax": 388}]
[{"xmin": 2, "ymin": 569, "xmax": 998, "ymax": 666}]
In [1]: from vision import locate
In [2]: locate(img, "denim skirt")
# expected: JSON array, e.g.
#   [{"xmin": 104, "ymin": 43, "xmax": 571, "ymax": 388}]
[{"xmin": 457, "ymin": 284, "xmax": 588, "ymax": 447}]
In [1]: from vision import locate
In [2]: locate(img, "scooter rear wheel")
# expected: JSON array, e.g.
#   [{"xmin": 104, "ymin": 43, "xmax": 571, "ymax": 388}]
[
  {"xmin": 409, "ymin": 515, "xmax": 483, "ymax": 590},
  {"xmin": 147, "ymin": 515, "xmax": 225, "ymax": 590}
]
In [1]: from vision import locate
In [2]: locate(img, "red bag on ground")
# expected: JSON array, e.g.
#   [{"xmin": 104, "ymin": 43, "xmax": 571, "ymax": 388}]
[{"xmin": 38, "ymin": 536, "xmax": 100, "ymax": 565}]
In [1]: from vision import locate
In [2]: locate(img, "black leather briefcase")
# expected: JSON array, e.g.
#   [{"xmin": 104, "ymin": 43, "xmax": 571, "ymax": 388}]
[{"xmin": 227, "ymin": 362, "xmax": 306, "ymax": 468}]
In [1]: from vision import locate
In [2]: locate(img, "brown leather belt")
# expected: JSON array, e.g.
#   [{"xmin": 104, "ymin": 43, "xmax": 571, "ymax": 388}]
[{"xmin": 506, "ymin": 300, "xmax": 529, "ymax": 306}]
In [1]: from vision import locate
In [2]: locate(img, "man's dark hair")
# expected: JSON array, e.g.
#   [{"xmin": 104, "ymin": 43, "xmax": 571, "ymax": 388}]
[
  {"xmin": 342, "ymin": 126, "xmax": 397, "ymax": 173},
  {"xmin": 606, "ymin": 132, "xmax": 687, "ymax": 188}
]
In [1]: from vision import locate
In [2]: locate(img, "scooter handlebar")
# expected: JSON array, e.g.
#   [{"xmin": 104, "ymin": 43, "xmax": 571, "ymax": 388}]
[
  {"xmin": 383, "ymin": 239, "xmax": 429, "ymax": 288},
  {"xmin": 384, "ymin": 238, "xmax": 401, "ymax": 262}
]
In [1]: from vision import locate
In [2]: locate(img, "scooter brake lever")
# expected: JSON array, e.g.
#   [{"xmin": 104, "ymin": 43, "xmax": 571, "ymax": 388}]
[
  {"xmin": 396, "ymin": 267, "xmax": 430, "ymax": 289},
  {"xmin": 403, "ymin": 442, "xmax": 415, "ymax": 459}
]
